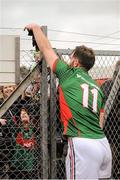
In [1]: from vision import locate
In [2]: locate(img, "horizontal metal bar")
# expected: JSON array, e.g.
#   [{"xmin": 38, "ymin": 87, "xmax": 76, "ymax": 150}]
[
  {"xmin": 56, "ymin": 49, "xmax": 120, "ymax": 56},
  {"xmin": 95, "ymin": 50, "xmax": 120, "ymax": 56}
]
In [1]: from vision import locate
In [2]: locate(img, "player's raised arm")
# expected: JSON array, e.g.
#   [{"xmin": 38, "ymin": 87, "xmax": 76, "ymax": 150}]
[{"xmin": 25, "ymin": 23, "xmax": 58, "ymax": 69}]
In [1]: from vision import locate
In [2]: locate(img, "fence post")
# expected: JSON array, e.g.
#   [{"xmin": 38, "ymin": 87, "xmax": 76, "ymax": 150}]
[
  {"xmin": 40, "ymin": 26, "xmax": 49, "ymax": 179},
  {"xmin": 50, "ymin": 71, "xmax": 57, "ymax": 178}
]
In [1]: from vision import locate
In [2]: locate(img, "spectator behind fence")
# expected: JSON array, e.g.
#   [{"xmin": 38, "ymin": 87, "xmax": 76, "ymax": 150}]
[
  {"xmin": 101, "ymin": 60, "xmax": 120, "ymax": 179},
  {"xmin": 0, "ymin": 85, "xmax": 16, "ymax": 105},
  {"xmin": 0, "ymin": 85, "xmax": 17, "ymax": 179},
  {"xmin": 25, "ymin": 23, "xmax": 112, "ymax": 179},
  {"xmin": 9, "ymin": 107, "xmax": 37, "ymax": 179}
]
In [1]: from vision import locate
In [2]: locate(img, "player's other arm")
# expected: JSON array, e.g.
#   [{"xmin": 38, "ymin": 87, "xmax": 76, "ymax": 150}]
[{"xmin": 25, "ymin": 23, "xmax": 58, "ymax": 70}]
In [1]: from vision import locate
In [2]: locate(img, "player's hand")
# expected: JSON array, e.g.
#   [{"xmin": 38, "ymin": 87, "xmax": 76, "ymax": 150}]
[
  {"xmin": 0, "ymin": 119, "xmax": 7, "ymax": 125},
  {"xmin": 24, "ymin": 23, "xmax": 40, "ymax": 31}
]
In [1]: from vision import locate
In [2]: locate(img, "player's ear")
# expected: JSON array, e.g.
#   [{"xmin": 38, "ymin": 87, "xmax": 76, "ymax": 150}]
[{"xmin": 73, "ymin": 58, "xmax": 80, "ymax": 67}]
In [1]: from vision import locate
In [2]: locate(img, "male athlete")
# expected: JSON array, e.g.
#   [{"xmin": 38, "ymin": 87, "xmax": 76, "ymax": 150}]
[{"xmin": 25, "ymin": 24, "xmax": 112, "ymax": 179}]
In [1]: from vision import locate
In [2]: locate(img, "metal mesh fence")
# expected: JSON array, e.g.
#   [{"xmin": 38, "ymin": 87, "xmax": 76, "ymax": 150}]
[
  {"xmin": 0, "ymin": 28, "xmax": 120, "ymax": 179},
  {"xmin": 0, "ymin": 69, "xmax": 42, "ymax": 178},
  {"xmin": 0, "ymin": 58, "xmax": 47, "ymax": 179},
  {"xmin": 0, "ymin": 28, "xmax": 49, "ymax": 179}
]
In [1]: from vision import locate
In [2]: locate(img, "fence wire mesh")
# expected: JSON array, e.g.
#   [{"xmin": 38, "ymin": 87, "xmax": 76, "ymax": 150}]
[
  {"xmin": 0, "ymin": 28, "xmax": 49, "ymax": 179},
  {"xmin": 0, "ymin": 67, "xmax": 42, "ymax": 179},
  {"xmin": 0, "ymin": 28, "xmax": 120, "ymax": 179}
]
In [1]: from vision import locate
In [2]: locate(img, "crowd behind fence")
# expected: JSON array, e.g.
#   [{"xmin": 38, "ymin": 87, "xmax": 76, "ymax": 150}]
[{"xmin": 0, "ymin": 28, "xmax": 120, "ymax": 179}]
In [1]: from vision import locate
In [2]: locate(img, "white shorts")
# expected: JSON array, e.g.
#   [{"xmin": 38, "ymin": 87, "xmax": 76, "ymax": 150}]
[{"xmin": 66, "ymin": 137, "xmax": 112, "ymax": 179}]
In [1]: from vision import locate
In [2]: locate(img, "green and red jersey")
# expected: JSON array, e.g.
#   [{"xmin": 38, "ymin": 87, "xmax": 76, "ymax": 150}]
[
  {"xmin": 11, "ymin": 124, "xmax": 36, "ymax": 171},
  {"xmin": 53, "ymin": 59, "xmax": 105, "ymax": 139}
]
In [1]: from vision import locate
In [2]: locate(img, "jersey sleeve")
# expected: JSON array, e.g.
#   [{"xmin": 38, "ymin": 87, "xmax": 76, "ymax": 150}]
[{"xmin": 52, "ymin": 59, "xmax": 71, "ymax": 83}]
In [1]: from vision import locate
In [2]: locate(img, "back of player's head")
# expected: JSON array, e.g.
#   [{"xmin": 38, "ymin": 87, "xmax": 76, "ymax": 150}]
[{"xmin": 72, "ymin": 45, "xmax": 95, "ymax": 71}]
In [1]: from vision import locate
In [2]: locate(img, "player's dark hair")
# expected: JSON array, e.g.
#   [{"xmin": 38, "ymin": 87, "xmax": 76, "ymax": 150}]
[{"xmin": 73, "ymin": 45, "xmax": 95, "ymax": 71}]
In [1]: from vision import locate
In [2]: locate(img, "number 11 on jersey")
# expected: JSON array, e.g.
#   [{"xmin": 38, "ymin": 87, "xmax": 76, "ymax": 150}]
[{"xmin": 81, "ymin": 83, "xmax": 98, "ymax": 113}]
